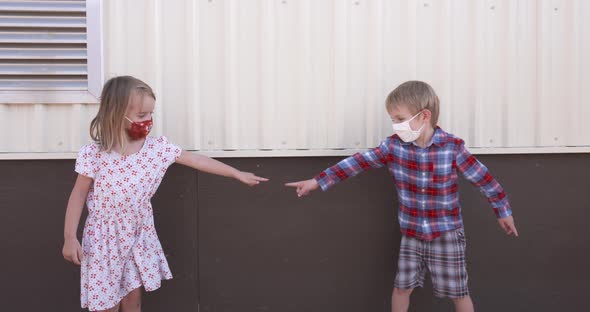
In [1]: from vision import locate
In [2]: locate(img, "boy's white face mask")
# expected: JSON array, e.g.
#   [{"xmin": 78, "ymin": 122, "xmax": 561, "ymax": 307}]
[{"xmin": 392, "ymin": 111, "xmax": 424, "ymax": 142}]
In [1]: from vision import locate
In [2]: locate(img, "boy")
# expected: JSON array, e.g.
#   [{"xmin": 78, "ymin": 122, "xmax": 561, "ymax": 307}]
[{"xmin": 285, "ymin": 81, "xmax": 518, "ymax": 312}]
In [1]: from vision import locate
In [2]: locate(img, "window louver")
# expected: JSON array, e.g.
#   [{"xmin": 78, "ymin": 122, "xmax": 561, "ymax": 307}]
[{"xmin": 0, "ymin": 0, "xmax": 88, "ymax": 91}]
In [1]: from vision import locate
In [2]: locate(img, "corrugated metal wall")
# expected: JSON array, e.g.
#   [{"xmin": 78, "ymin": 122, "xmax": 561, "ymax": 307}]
[{"xmin": 1, "ymin": 0, "xmax": 589, "ymax": 156}]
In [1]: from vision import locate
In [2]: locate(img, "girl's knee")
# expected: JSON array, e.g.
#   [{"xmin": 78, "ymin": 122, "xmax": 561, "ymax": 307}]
[
  {"xmin": 120, "ymin": 298, "xmax": 141, "ymax": 311},
  {"xmin": 120, "ymin": 288, "xmax": 142, "ymax": 310},
  {"xmin": 97, "ymin": 305, "xmax": 120, "ymax": 312}
]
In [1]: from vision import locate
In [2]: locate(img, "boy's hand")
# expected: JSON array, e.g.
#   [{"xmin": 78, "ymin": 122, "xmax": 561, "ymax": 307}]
[
  {"xmin": 62, "ymin": 237, "xmax": 83, "ymax": 265},
  {"xmin": 285, "ymin": 179, "xmax": 319, "ymax": 197},
  {"xmin": 498, "ymin": 215, "xmax": 519, "ymax": 237},
  {"xmin": 235, "ymin": 171, "xmax": 269, "ymax": 186}
]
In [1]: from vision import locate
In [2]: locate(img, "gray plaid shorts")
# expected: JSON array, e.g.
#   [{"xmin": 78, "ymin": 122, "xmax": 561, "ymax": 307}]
[{"xmin": 393, "ymin": 228, "xmax": 469, "ymax": 298}]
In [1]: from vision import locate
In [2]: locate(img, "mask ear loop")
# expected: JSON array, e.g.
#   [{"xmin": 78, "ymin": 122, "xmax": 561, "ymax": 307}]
[
  {"xmin": 403, "ymin": 110, "xmax": 425, "ymax": 131},
  {"xmin": 416, "ymin": 110, "xmax": 425, "ymax": 128},
  {"xmin": 392, "ymin": 110, "xmax": 421, "ymax": 126},
  {"xmin": 418, "ymin": 110, "xmax": 429, "ymax": 132},
  {"xmin": 409, "ymin": 110, "xmax": 424, "ymax": 122}
]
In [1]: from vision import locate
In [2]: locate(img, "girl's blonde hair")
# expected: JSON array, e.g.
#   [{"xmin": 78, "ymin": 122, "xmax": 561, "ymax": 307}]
[
  {"xmin": 90, "ymin": 76, "xmax": 156, "ymax": 152},
  {"xmin": 385, "ymin": 81, "xmax": 440, "ymax": 127}
]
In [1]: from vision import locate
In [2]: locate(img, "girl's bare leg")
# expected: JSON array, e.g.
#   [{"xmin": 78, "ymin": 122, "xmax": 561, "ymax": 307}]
[
  {"xmin": 97, "ymin": 303, "xmax": 120, "ymax": 312},
  {"xmin": 120, "ymin": 287, "xmax": 142, "ymax": 312}
]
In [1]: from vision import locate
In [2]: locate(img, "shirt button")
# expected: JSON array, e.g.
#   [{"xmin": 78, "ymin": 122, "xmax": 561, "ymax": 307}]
[
  {"xmin": 421, "ymin": 189, "xmax": 425, "ymax": 192},
  {"xmin": 422, "ymin": 172, "xmax": 426, "ymax": 176}
]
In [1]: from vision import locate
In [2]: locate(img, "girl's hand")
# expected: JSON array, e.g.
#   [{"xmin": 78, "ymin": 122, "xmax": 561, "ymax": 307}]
[
  {"xmin": 498, "ymin": 215, "xmax": 519, "ymax": 237},
  {"xmin": 285, "ymin": 179, "xmax": 319, "ymax": 197},
  {"xmin": 62, "ymin": 237, "xmax": 83, "ymax": 265},
  {"xmin": 235, "ymin": 171, "xmax": 269, "ymax": 186}
]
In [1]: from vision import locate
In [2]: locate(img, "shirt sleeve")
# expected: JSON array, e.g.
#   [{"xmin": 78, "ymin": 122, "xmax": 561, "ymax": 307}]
[
  {"xmin": 314, "ymin": 139, "xmax": 392, "ymax": 191},
  {"xmin": 75, "ymin": 143, "xmax": 98, "ymax": 179},
  {"xmin": 158, "ymin": 136, "xmax": 182, "ymax": 168},
  {"xmin": 455, "ymin": 140, "xmax": 512, "ymax": 218}
]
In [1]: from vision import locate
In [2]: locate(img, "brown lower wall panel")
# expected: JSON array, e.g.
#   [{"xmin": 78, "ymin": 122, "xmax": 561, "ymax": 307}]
[
  {"xmin": 0, "ymin": 161, "xmax": 198, "ymax": 312},
  {"xmin": 0, "ymin": 153, "xmax": 588, "ymax": 311}
]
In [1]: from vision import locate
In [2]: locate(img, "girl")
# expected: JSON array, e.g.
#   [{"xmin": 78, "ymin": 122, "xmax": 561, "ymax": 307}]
[{"xmin": 62, "ymin": 76, "xmax": 268, "ymax": 312}]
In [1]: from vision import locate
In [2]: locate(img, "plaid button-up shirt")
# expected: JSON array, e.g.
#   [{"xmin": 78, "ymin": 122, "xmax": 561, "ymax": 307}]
[{"xmin": 314, "ymin": 127, "xmax": 512, "ymax": 241}]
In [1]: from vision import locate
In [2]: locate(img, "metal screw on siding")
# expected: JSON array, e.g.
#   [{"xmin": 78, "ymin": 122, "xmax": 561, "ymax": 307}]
[
  {"xmin": 554, "ymin": 137, "xmax": 559, "ymax": 141},
  {"xmin": 281, "ymin": 0, "xmax": 286, "ymax": 4},
  {"xmin": 208, "ymin": 141, "xmax": 213, "ymax": 145},
  {"xmin": 490, "ymin": 5, "xmax": 495, "ymax": 10},
  {"xmin": 554, "ymin": 7, "xmax": 559, "ymax": 11},
  {"xmin": 354, "ymin": 1, "xmax": 360, "ymax": 5},
  {"xmin": 423, "ymin": 2, "xmax": 429, "ymax": 7},
  {"xmin": 281, "ymin": 141, "xmax": 287, "ymax": 145},
  {"xmin": 489, "ymin": 139, "xmax": 494, "ymax": 143}
]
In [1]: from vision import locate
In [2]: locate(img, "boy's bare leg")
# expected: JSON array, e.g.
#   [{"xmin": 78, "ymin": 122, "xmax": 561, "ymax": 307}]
[
  {"xmin": 120, "ymin": 287, "xmax": 142, "ymax": 312},
  {"xmin": 452, "ymin": 296, "xmax": 474, "ymax": 312},
  {"xmin": 392, "ymin": 287, "xmax": 413, "ymax": 312}
]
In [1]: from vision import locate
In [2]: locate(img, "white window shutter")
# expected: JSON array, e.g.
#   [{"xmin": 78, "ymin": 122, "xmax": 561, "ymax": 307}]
[{"xmin": 0, "ymin": 0, "xmax": 88, "ymax": 91}]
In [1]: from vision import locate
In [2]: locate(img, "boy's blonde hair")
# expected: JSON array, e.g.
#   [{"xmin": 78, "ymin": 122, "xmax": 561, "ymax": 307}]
[
  {"xmin": 385, "ymin": 81, "xmax": 440, "ymax": 127},
  {"xmin": 90, "ymin": 76, "xmax": 155, "ymax": 152}
]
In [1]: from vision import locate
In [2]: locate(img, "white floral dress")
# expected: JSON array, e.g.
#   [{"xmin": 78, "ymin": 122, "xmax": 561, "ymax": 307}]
[{"xmin": 75, "ymin": 136, "xmax": 181, "ymax": 311}]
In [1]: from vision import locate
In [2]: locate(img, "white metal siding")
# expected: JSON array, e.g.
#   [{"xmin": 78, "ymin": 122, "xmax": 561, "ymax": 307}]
[{"xmin": 1, "ymin": 0, "xmax": 589, "ymax": 156}]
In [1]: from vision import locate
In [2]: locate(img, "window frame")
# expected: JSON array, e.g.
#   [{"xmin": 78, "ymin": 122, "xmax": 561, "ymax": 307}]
[{"xmin": 0, "ymin": 0, "xmax": 103, "ymax": 104}]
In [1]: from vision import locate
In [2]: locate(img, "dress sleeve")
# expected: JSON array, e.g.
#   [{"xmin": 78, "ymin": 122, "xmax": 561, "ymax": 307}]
[
  {"xmin": 157, "ymin": 136, "xmax": 182, "ymax": 168},
  {"xmin": 75, "ymin": 143, "xmax": 99, "ymax": 179}
]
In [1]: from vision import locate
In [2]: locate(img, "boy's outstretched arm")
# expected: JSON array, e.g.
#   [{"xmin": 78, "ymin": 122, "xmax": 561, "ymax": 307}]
[
  {"xmin": 285, "ymin": 179, "xmax": 319, "ymax": 197},
  {"xmin": 456, "ymin": 141, "xmax": 518, "ymax": 237},
  {"xmin": 176, "ymin": 151, "xmax": 268, "ymax": 186},
  {"xmin": 285, "ymin": 140, "xmax": 392, "ymax": 197}
]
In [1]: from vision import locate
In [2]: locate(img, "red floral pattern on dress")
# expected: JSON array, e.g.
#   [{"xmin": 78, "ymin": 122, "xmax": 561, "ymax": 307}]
[{"xmin": 75, "ymin": 136, "xmax": 181, "ymax": 311}]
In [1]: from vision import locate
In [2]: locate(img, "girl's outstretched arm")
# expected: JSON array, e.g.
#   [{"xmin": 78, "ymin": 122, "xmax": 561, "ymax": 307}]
[
  {"xmin": 175, "ymin": 151, "xmax": 268, "ymax": 186},
  {"xmin": 62, "ymin": 174, "xmax": 92, "ymax": 265}
]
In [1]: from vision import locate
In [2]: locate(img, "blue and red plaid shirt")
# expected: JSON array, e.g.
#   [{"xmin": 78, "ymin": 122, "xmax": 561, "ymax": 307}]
[{"xmin": 314, "ymin": 127, "xmax": 512, "ymax": 241}]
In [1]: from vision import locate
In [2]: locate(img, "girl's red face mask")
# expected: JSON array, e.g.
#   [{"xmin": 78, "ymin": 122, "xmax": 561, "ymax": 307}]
[{"xmin": 125, "ymin": 116, "xmax": 153, "ymax": 140}]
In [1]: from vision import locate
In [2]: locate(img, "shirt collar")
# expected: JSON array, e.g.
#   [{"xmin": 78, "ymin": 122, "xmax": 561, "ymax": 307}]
[{"xmin": 431, "ymin": 127, "xmax": 447, "ymax": 147}]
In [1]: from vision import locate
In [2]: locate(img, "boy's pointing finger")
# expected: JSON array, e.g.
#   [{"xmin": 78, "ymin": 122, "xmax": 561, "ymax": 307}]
[{"xmin": 510, "ymin": 224, "xmax": 519, "ymax": 237}]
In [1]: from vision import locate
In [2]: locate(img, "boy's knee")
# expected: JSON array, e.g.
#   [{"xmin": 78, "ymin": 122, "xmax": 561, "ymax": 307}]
[
  {"xmin": 451, "ymin": 295, "xmax": 470, "ymax": 302},
  {"xmin": 451, "ymin": 294, "xmax": 473, "ymax": 308},
  {"xmin": 393, "ymin": 287, "xmax": 414, "ymax": 297}
]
